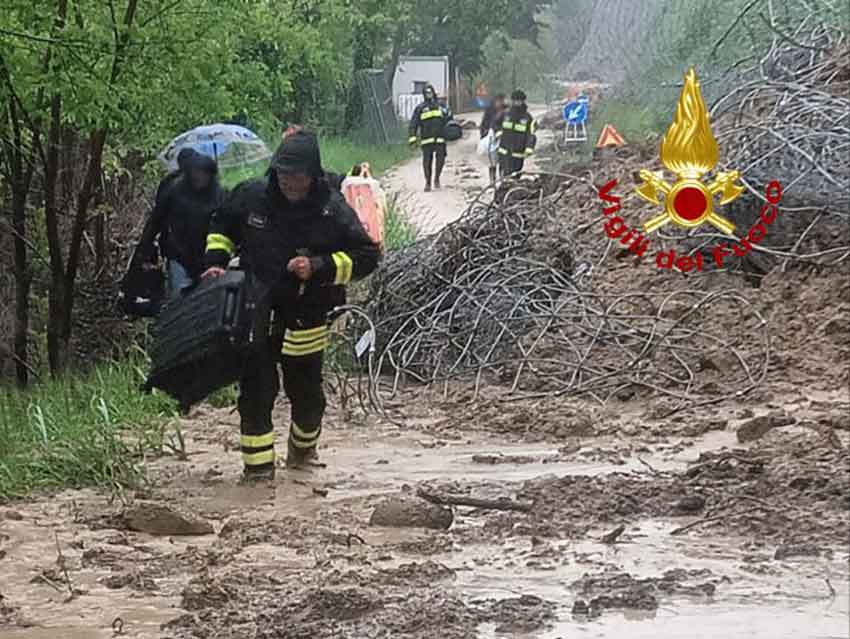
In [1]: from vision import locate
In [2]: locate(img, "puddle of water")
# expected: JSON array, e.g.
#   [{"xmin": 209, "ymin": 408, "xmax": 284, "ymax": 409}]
[
  {"xmin": 443, "ymin": 519, "xmax": 850, "ymax": 639},
  {"xmin": 318, "ymin": 429, "xmax": 740, "ymax": 498}
]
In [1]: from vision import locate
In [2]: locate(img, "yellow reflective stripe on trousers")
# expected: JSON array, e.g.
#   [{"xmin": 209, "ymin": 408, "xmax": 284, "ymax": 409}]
[
  {"xmin": 420, "ymin": 137, "xmax": 436, "ymax": 145},
  {"xmin": 408, "ymin": 136, "xmax": 417, "ymax": 144},
  {"xmin": 289, "ymin": 422, "xmax": 322, "ymax": 449},
  {"xmin": 241, "ymin": 432, "xmax": 274, "ymax": 448},
  {"xmin": 420, "ymin": 109, "xmax": 443, "ymax": 120},
  {"xmin": 206, "ymin": 233, "xmax": 234, "ymax": 255},
  {"xmin": 332, "ymin": 251, "xmax": 353, "ymax": 285},
  {"xmin": 282, "ymin": 326, "xmax": 329, "ymax": 357},
  {"xmin": 285, "ymin": 325, "xmax": 328, "ymax": 342},
  {"xmin": 291, "ymin": 422, "xmax": 320, "ymax": 444},
  {"xmin": 242, "ymin": 449, "xmax": 275, "ymax": 466}
]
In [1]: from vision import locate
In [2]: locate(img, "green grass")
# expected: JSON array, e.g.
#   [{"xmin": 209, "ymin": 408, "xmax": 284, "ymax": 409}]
[
  {"xmin": 0, "ymin": 356, "xmax": 180, "ymax": 500},
  {"xmin": 384, "ymin": 195, "xmax": 418, "ymax": 250},
  {"xmin": 219, "ymin": 136, "xmax": 412, "ymax": 190},
  {"xmin": 590, "ymin": 98, "xmax": 669, "ymax": 146}
]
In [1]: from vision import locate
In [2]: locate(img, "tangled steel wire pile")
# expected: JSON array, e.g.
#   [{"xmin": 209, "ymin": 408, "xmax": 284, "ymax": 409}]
[
  {"xmin": 709, "ymin": 3, "xmax": 849, "ymax": 264},
  {"xmin": 367, "ymin": 180, "xmax": 770, "ymax": 411}
]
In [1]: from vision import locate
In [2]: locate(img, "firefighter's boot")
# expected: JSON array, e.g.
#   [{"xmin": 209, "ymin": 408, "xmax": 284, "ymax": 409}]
[{"xmin": 286, "ymin": 439, "xmax": 320, "ymax": 468}]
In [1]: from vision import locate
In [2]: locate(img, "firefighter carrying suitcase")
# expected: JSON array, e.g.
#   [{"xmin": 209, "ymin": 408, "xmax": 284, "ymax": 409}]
[{"xmin": 143, "ymin": 270, "xmax": 259, "ymax": 412}]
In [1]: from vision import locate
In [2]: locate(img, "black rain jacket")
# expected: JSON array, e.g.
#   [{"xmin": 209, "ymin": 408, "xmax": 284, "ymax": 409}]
[
  {"xmin": 204, "ymin": 134, "xmax": 380, "ymax": 330},
  {"xmin": 479, "ymin": 104, "xmax": 506, "ymax": 139},
  {"xmin": 138, "ymin": 152, "xmax": 224, "ymax": 278}
]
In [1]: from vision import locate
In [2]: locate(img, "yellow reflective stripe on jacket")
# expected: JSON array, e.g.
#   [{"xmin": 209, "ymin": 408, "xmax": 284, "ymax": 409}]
[
  {"xmin": 282, "ymin": 326, "xmax": 329, "ymax": 356},
  {"xmin": 206, "ymin": 233, "xmax": 234, "ymax": 255},
  {"xmin": 420, "ymin": 137, "xmax": 446, "ymax": 145},
  {"xmin": 502, "ymin": 119, "xmax": 529, "ymax": 133},
  {"xmin": 242, "ymin": 449, "xmax": 275, "ymax": 466},
  {"xmin": 408, "ymin": 136, "xmax": 418, "ymax": 144},
  {"xmin": 498, "ymin": 147, "xmax": 508, "ymax": 155},
  {"xmin": 420, "ymin": 108, "xmax": 444, "ymax": 120},
  {"xmin": 332, "ymin": 251, "xmax": 353, "ymax": 285},
  {"xmin": 241, "ymin": 432, "xmax": 274, "ymax": 449}
]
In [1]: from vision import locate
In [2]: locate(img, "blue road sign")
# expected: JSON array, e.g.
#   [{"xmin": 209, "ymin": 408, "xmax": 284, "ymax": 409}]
[{"xmin": 563, "ymin": 100, "xmax": 589, "ymax": 125}]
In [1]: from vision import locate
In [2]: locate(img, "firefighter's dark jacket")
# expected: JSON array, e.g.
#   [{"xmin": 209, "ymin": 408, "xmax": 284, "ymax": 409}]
[
  {"xmin": 408, "ymin": 99, "xmax": 451, "ymax": 146},
  {"xmin": 204, "ymin": 139, "xmax": 380, "ymax": 328},
  {"xmin": 495, "ymin": 105, "xmax": 537, "ymax": 159},
  {"xmin": 138, "ymin": 152, "xmax": 223, "ymax": 277}
]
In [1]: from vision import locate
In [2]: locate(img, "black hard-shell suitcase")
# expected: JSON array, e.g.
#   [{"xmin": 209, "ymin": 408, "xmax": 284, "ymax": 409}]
[{"xmin": 143, "ymin": 270, "xmax": 261, "ymax": 412}]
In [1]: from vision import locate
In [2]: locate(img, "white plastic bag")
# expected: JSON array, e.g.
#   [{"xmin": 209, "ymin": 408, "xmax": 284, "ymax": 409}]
[{"xmin": 477, "ymin": 132, "xmax": 491, "ymax": 157}]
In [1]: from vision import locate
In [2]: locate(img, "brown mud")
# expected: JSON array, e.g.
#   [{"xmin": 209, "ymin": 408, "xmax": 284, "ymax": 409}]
[{"xmin": 0, "ymin": 374, "xmax": 847, "ymax": 638}]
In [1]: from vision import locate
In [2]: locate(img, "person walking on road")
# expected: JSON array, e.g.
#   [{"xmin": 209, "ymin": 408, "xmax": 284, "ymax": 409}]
[
  {"xmin": 137, "ymin": 149, "xmax": 224, "ymax": 301},
  {"xmin": 480, "ymin": 94, "xmax": 506, "ymax": 185},
  {"xmin": 408, "ymin": 84, "xmax": 452, "ymax": 192},
  {"xmin": 495, "ymin": 90, "xmax": 537, "ymax": 179},
  {"xmin": 202, "ymin": 130, "xmax": 380, "ymax": 482}
]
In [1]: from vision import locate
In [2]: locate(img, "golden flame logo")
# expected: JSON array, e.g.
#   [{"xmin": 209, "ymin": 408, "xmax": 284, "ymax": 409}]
[{"xmin": 635, "ymin": 68, "xmax": 742, "ymax": 235}]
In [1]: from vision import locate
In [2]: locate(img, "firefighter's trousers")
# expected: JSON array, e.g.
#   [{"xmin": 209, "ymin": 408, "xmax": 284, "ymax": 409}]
[
  {"xmin": 237, "ymin": 327, "xmax": 326, "ymax": 473},
  {"xmin": 422, "ymin": 143, "xmax": 446, "ymax": 185},
  {"xmin": 499, "ymin": 155, "xmax": 524, "ymax": 178}
]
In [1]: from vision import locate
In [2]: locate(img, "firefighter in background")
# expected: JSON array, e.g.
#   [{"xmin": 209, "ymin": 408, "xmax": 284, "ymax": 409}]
[
  {"xmin": 408, "ymin": 84, "xmax": 452, "ymax": 192},
  {"xmin": 202, "ymin": 130, "xmax": 380, "ymax": 481},
  {"xmin": 495, "ymin": 90, "xmax": 536, "ymax": 178}
]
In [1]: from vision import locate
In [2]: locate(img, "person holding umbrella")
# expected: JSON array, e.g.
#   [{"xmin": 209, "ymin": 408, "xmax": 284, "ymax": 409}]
[{"xmin": 137, "ymin": 150, "xmax": 225, "ymax": 300}]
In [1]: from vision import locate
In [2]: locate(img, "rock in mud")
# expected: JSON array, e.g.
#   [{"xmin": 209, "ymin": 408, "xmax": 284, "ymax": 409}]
[
  {"xmin": 774, "ymin": 543, "xmax": 822, "ymax": 560},
  {"xmin": 479, "ymin": 594, "xmax": 556, "ymax": 634},
  {"xmin": 673, "ymin": 495, "xmax": 706, "ymax": 514},
  {"xmin": 370, "ymin": 497, "xmax": 453, "ymax": 530},
  {"xmin": 122, "ymin": 502, "xmax": 213, "ymax": 536},
  {"xmin": 737, "ymin": 412, "xmax": 795, "ymax": 442}
]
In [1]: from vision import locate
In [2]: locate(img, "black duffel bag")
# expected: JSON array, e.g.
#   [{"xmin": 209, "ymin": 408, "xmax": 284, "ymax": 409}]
[
  {"xmin": 143, "ymin": 270, "xmax": 261, "ymax": 412},
  {"xmin": 444, "ymin": 120, "xmax": 463, "ymax": 142},
  {"xmin": 118, "ymin": 246, "xmax": 165, "ymax": 318}
]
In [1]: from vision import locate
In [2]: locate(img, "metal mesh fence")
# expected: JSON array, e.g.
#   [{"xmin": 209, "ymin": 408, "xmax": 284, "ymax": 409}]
[{"xmin": 356, "ymin": 70, "xmax": 403, "ymax": 146}]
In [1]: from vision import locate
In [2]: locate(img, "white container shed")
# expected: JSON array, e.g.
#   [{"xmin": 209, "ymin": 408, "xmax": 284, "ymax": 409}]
[{"xmin": 393, "ymin": 55, "xmax": 450, "ymax": 121}]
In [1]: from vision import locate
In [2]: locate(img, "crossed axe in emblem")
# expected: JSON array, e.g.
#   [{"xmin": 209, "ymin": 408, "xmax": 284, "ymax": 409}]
[{"xmin": 636, "ymin": 169, "xmax": 743, "ymax": 235}]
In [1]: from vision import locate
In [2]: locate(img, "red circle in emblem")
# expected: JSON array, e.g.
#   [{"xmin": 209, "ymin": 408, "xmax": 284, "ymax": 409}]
[{"xmin": 673, "ymin": 186, "xmax": 708, "ymax": 221}]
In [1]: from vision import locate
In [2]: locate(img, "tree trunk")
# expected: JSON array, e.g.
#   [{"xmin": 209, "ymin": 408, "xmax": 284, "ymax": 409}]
[
  {"xmin": 12, "ymin": 187, "xmax": 32, "ymax": 387},
  {"xmin": 44, "ymin": 92, "xmax": 67, "ymax": 375},
  {"xmin": 384, "ymin": 23, "xmax": 406, "ymax": 94},
  {"xmin": 62, "ymin": 129, "xmax": 106, "ymax": 352}
]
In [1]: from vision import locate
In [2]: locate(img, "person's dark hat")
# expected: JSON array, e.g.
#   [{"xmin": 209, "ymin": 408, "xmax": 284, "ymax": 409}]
[
  {"xmin": 270, "ymin": 130, "xmax": 322, "ymax": 177},
  {"xmin": 511, "ymin": 89, "xmax": 527, "ymax": 101},
  {"xmin": 176, "ymin": 148, "xmax": 199, "ymax": 171}
]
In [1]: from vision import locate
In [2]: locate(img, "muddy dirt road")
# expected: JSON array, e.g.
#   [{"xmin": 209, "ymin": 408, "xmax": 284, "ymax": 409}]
[
  {"xmin": 1, "ymin": 383, "xmax": 847, "ymax": 639},
  {"xmin": 383, "ymin": 108, "xmax": 550, "ymax": 236}
]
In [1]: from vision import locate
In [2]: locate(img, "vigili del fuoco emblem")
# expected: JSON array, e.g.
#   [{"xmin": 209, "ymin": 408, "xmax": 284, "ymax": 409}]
[{"xmin": 635, "ymin": 68, "xmax": 743, "ymax": 235}]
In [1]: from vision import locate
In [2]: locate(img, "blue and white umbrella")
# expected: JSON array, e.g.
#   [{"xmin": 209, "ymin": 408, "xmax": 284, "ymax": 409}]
[{"xmin": 158, "ymin": 124, "xmax": 272, "ymax": 171}]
